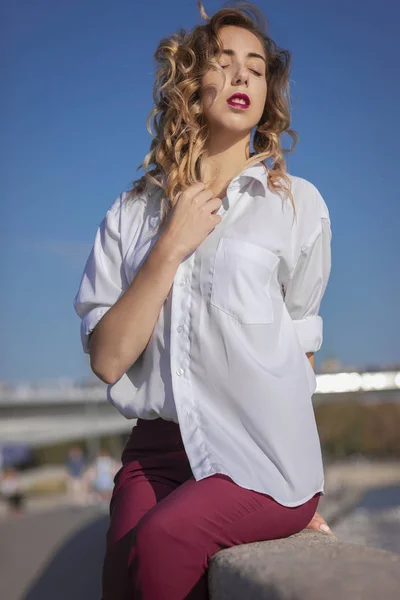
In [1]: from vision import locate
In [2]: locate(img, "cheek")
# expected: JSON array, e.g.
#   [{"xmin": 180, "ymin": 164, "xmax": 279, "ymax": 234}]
[
  {"xmin": 201, "ymin": 91, "xmax": 216, "ymax": 115},
  {"xmin": 254, "ymin": 84, "xmax": 267, "ymax": 116},
  {"xmin": 200, "ymin": 77, "xmax": 224, "ymax": 111}
]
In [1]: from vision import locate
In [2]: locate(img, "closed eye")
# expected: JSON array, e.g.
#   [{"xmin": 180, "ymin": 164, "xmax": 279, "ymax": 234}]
[{"xmin": 221, "ymin": 65, "xmax": 262, "ymax": 77}]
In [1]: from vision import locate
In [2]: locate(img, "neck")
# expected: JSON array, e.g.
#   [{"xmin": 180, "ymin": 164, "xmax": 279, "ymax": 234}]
[{"xmin": 200, "ymin": 132, "xmax": 252, "ymax": 197}]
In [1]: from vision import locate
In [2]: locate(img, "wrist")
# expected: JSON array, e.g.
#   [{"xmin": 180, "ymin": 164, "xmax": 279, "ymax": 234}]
[{"xmin": 154, "ymin": 233, "xmax": 185, "ymax": 264}]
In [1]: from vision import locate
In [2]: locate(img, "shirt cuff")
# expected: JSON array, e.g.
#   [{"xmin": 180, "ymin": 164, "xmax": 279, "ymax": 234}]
[
  {"xmin": 293, "ymin": 315, "xmax": 323, "ymax": 353},
  {"xmin": 80, "ymin": 307, "xmax": 110, "ymax": 354}
]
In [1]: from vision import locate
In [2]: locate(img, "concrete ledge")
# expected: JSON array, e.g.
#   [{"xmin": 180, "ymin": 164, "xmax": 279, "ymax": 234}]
[{"xmin": 208, "ymin": 529, "xmax": 400, "ymax": 600}]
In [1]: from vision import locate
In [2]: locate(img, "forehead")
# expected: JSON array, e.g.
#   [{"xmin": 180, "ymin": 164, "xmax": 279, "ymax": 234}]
[{"xmin": 217, "ymin": 25, "xmax": 265, "ymax": 59}]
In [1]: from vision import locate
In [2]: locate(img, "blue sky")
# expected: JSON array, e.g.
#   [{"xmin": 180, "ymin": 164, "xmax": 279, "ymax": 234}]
[{"xmin": 1, "ymin": 0, "xmax": 399, "ymax": 384}]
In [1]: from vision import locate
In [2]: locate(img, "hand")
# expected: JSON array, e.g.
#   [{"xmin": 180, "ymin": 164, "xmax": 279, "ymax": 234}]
[
  {"xmin": 305, "ymin": 511, "xmax": 334, "ymax": 535},
  {"xmin": 159, "ymin": 182, "xmax": 223, "ymax": 261}
]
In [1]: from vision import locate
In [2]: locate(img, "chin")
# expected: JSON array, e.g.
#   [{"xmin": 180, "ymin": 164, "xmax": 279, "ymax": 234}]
[{"xmin": 208, "ymin": 116, "xmax": 255, "ymax": 136}]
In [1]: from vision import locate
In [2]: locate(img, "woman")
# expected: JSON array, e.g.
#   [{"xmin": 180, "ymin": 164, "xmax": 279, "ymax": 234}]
[{"xmin": 74, "ymin": 2, "xmax": 333, "ymax": 598}]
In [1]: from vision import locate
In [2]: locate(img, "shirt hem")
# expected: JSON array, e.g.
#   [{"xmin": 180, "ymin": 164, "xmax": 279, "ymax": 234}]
[{"xmin": 197, "ymin": 466, "xmax": 325, "ymax": 507}]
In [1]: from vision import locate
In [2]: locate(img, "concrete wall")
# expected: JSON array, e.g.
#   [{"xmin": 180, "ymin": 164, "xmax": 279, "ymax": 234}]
[{"xmin": 208, "ymin": 529, "xmax": 400, "ymax": 600}]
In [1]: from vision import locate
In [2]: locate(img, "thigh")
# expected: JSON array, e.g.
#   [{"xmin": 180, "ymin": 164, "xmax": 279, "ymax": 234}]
[
  {"xmin": 102, "ymin": 419, "xmax": 193, "ymax": 600},
  {"xmin": 107, "ymin": 418, "xmax": 191, "ymax": 545},
  {"xmin": 136, "ymin": 472, "xmax": 320, "ymax": 555},
  {"xmin": 103, "ymin": 460, "xmax": 177, "ymax": 600}
]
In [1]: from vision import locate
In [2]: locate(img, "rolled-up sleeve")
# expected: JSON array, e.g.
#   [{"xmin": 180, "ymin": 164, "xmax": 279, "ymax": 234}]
[
  {"xmin": 73, "ymin": 200, "xmax": 123, "ymax": 354},
  {"xmin": 284, "ymin": 216, "xmax": 332, "ymax": 353}
]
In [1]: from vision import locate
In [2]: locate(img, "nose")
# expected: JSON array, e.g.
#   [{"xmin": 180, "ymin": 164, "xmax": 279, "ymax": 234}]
[{"xmin": 231, "ymin": 64, "xmax": 249, "ymax": 86}]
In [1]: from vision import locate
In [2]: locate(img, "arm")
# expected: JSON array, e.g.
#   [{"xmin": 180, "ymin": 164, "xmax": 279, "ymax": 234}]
[
  {"xmin": 73, "ymin": 198, "xmax": 183, "ymax": 385},
  {"xmin": 282, "ymin": 216, "xmax": 332, "ymax": 355},
  {"xmin": 75, "ymin": 180, "xmax": 221, "ymax": 386},
  {"xmin": 89, "ymin": 236, "xmax": 182, "ymax": 384},
  {"xmin": 306, "ymin": 352, "xmax": 315, "ymax": 371}
]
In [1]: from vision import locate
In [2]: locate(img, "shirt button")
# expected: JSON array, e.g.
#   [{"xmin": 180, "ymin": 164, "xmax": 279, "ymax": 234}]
[
  {"xmin": 187, "ymin": 413, "xmax": 193, "ymax": 424},
  {"xmin": 180, "ymin": 278, "xmax": 186, "ymax": 286},
  {"xmin": 177, "ymin": 325, "xmax": 183, "ymax": 333},
  {"xmin": 176, "ymin": 368, "xmax": 184, "ymax": 376}
]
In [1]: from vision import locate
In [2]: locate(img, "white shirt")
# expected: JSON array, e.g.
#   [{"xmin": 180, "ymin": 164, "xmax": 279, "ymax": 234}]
[{"xmin": 73, "ymin": 162, "xmax": 332, "ymax": 507}]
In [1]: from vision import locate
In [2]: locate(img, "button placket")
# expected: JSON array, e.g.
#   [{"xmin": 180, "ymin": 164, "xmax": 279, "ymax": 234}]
[
  {"xmin": 170, "ymin": 255, "xmax": 215, "ymax": 477},
  {"xmin": 174, "ymin": 267, "xmax": 188, "ymax": 380}
]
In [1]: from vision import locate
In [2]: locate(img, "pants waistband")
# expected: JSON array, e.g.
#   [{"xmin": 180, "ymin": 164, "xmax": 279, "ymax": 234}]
[{"xmin": 122, "ymin": 418, "xmax": 184, "ymax": 464}]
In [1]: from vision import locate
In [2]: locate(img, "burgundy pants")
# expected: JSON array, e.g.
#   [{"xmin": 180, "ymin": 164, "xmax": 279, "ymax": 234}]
[{"xmin": 102, "ymin": 417, "xmax": 320, "ymax": 600}]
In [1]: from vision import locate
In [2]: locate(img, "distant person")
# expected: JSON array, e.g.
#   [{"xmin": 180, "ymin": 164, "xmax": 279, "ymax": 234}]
[
  {"xmin": 89, "ymin": 449, "xmax": 119, "ymax": 504},
  {"xmin": 0, "ymin": 467, "xmax": 24, "ymax": 517},
  {"xmin": 73, "ymin": 2, "xmax": 334, "ymax": 598},
  {"xmin": 65, "ymin": 446, "xmax": 87, "ymax": 507}
]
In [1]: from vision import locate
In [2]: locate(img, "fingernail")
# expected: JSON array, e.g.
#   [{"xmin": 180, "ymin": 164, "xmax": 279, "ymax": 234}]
[{"xmin": 320, "ymin": 524, "xmax": 331, "ymax": 532}]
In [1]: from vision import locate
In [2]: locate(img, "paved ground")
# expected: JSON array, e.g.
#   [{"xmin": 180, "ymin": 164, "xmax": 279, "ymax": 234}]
[{"xmin": 0, "ymin": 504, "xmax": 109, "ymax": 600}]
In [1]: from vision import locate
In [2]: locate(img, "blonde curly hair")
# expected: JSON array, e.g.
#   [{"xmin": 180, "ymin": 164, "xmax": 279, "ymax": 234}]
[{"xmin": 125, "ymin": 0, "xmax": 299, "ymax": 229}]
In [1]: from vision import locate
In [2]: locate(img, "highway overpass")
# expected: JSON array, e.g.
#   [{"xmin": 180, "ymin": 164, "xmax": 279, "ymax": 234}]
[{"xmin": 1, "ymin": 370, "xmax": 399, "ymax": 448}]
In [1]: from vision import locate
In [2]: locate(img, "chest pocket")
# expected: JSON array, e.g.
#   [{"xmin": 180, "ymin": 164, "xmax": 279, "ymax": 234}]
[{"xmin": 210, "ymin": 237, "xmax": 279, "ymax": 325}]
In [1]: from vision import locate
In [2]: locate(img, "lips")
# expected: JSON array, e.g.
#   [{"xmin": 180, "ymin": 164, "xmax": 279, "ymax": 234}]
[{"xmin": 227, "ymin": 92, "xmax": 251, "ymax": 108}]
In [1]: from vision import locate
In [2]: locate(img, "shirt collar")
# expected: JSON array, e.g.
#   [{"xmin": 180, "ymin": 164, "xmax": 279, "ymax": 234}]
[
  {"xmin": 228, "ymin": 161, "xmax": 269, "ymax": 196},
  {"xmin": 157, "ymin": 161, "xmax": 269, "ymax": 198}
]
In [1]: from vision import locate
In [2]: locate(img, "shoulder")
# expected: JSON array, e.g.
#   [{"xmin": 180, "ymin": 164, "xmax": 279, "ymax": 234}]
[
  {"xmin": 284, "ymin": 174, "xmax": 331, "ymax": 253},
  {"xmin": 106, "ymin": 188, "xmax": 145, "ymax": 220},
  {"xmin": 101, "ymin": 182, "xmax": 163, "ymax": 260},
  {"xmin": 105, "ymin": 181, "xmax": 161, "ymax": 228},
  {"xmin": 287, "ymin": 174, "xmax": 330, "ymax": 222}
]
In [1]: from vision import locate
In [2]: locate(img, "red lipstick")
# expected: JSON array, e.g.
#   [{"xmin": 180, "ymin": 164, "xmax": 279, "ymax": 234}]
[{"xmin": 227, "ymin": 92, "xmax": 251, "ymax": 109}]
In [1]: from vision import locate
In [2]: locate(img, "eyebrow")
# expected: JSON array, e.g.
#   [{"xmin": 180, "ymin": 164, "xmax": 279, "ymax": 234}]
[{"xmin": 221, "ymin": 49, "xmax": 266, "ymax": 64}]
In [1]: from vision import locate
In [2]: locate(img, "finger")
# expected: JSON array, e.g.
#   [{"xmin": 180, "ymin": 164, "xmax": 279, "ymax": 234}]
[{"xmin": 306, "ymin": 518, "xmax": 334, "ymax": 534}]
